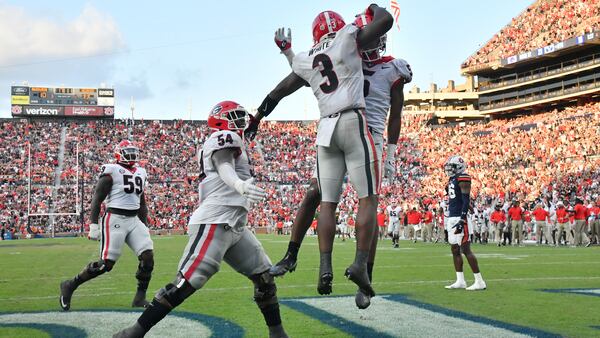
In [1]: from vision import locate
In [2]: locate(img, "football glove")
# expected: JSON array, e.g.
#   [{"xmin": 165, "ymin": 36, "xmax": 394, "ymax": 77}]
[
  {"xmin": 88, "ymin": 223, "xmax": 100, "ymax": 241},
  {"xmin": 452, "ymin": 218, "xmax": 466, "ymax": 235},
  {"xmin": 384, "ymin": 144, "xmax": 397, "ymax": 183},
  {"xmin": 244, "ymin": 114, "xmax": 260, "ymax": 141},
  {"xmin": 234, "ymin": 178, "xmax": 267, "ymax": 203},
  {"xmin": 274, "ymin": 27, "xmax": 292, "ymax": 52}
]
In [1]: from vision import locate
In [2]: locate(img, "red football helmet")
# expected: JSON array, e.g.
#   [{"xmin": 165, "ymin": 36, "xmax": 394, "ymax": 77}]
[
  {"xmin": 114, "ymin": 140, "xmax": 140, "ymax": 166},
  {"xmin": 312, "ymin": 11, "xmax": 346, "ymax": 45},
  {"xmin": 207, "ymin": 101, "xmax": 248, "ymax": 136},
  {"xmin": 354, "ymin": 14, "xmax": 387, "ymax": 62}
]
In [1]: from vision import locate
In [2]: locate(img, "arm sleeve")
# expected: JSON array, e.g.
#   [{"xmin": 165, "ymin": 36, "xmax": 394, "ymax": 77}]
[{"xmin": 212, "ymin": 148, "xmax": 242, "ymax": 190}]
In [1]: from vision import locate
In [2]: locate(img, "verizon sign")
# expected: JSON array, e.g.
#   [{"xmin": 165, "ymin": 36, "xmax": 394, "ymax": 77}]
[{"xmin": 23, "ymin": 105, "xmax": 63, "ymax": 116}]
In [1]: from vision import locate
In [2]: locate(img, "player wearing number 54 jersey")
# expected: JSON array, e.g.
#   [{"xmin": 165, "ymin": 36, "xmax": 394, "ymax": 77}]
[
  {"xmin": 114, "ymin": 101, "xmax": 288, "ymax": 338},
  {"xmin": 60, "ymin": 140, "xmax": 154, "ymax": 311}
]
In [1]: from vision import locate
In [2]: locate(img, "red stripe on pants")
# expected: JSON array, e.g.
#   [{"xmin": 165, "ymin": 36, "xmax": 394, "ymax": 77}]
[
  {"xmin": 366, "ymin": 131, "xmax": 380, "ymax": 194},
  {"xmin": 462, "ymin": 222, "xmax": 469, "ymax": 244},
  {"xmin": 184, "ymin": 224, "xmax": 217, "ymax": 281},
  {"xmin": 102, "ymin": 213, "xmax": 112, "ymax": 260}
]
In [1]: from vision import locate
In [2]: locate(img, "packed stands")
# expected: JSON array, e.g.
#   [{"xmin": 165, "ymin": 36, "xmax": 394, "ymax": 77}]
[
  {"xmin": 462, "ymin": 0, "xmax": 600, "ymax": 69},
  {"xmin": 1, "ymin": 101, "xmax": 599, "ymax": 237}
]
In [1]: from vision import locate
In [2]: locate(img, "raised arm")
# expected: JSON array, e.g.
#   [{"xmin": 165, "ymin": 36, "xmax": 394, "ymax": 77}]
[
  {"xmin": 356, "ymin": 4, "xmax": 393, "ymax": 49},
  {"xmin": 245, "ymin": 72, "xmax": 307, "ymax": 140}
]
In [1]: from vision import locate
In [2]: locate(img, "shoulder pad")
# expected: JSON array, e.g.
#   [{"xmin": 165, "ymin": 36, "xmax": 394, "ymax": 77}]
[
  {"xmin": 99, "ymin": 164, "xmax": 114, "ymax": 178},
  {"xmin": 205, "ymin": 130, "xmax": 243, "ymax": 152}
]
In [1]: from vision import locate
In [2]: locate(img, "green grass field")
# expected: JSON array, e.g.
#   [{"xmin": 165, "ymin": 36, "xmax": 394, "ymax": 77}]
[{"xmin": 1, "ymin": 235, "xmax": 599, "ymax": 337}]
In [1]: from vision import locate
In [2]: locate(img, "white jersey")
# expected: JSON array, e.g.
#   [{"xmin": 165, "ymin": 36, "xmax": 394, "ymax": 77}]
[
  {"xmin": 100, "ymin": 163, "xmax": 147, "ymax": 210},
  {"xmin": 363, "ymin": 57, "xmax": 412, "ymax": 134},
  {"xmin": 292, "ymin": 24, "xmax": 365, "ymax": 118},
  {"xmin": 387, "ymin": 206, "xmax": 402, "ymax": 223},
  {"xmin": 189, "ymin": 130, "xmax": 252, "ymax": 226}
]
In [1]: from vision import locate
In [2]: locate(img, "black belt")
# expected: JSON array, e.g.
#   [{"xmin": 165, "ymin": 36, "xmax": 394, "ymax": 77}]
[{"xmin": 107, "ymin": 207, "xmax": 139, "ymax": 216}]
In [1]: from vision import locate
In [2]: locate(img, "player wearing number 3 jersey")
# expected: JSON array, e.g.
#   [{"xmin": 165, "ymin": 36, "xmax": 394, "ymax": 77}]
[
  {"xmin": 60, "ymin": 140, "xmax": 155, "ymax": 311},
  {"xmin": 247, "ymin": 4, "xmax": 393, "ymax": 308}
]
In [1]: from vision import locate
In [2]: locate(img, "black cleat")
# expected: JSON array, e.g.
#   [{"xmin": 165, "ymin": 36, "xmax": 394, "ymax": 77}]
[
  {"xmin": 113, "ymin": 322, "xmax": 146, "ymax": 338},
  {"xmin": 317, "ymin": 272, "xmax": 333, "ymax": 295},
  {"xmin": 344, "ymin": 264, "xmax": 375, "ymax": 298},
  {"xmin": 59, "ymin": 280, "xmax": 76, "ymax": 311},
  {"xmin": 131, "ymin": 290, "xmax": 150, "ymax": 308},
  {"xmin": 269, "ymin": 255, "xmax": 298, "ymax": 277},
  {"xmin": 393, "ymin": 243, "xmax": 399, "ymax": 248},
  {"xmin": 355, "ymin": 288, "xmax": 372, "ymax": 309}
]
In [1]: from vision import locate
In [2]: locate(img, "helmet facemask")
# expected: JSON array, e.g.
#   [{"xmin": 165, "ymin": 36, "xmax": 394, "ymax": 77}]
[
  {"xmin": 360, "ymin": 35, "xmax": 387, "ymax": 62},
  {"xmin": 117, "ymin": 145, "xmax": 140, "ymax": 166},
  {"xmin": 226, "ymin": 109, "xmax": 248, "ymax": 133}
]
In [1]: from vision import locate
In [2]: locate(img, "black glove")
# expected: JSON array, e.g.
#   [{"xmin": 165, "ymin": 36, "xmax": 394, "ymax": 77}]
[
  {"xmin": 453, "ymin": 218, "xmax": 466, "ymax": 235},
  {"xmin": 245, "ymin": 114, "xmax": 260, "ymax": 141}
]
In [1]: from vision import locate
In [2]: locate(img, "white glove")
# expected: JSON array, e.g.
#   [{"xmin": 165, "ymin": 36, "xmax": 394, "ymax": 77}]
[
  {"xmin": 234, "ymin": 178, "xmax": 267, "ymax": 203},
  {"xmin": 88, "ymin": 223, "xmax": 100, "ymax": 241},
  {"xmin": 384, "ymin": 144, "xmax": 397, "ymax": 183}
]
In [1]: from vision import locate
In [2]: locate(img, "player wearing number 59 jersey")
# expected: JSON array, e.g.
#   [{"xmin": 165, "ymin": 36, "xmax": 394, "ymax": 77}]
[{"xmin": 60, "ymin": 140, "xmax": 154, "ymax": 311}]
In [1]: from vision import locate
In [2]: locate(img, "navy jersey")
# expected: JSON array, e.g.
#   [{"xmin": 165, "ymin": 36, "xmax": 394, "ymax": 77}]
[{"xmin": 446, "ymin": 173, "xmax": 471, "ymax": 217}]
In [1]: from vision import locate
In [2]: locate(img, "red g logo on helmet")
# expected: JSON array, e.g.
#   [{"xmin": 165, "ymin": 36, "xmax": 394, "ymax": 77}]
[
  {"xmin": 115, "ymin": 140, "xmax": 140, "ymax": 166},
  {"xmin": 312, "ymin": 11, "xmax": 345, "ymax": 45},
  {"xmin": 207, "ymin": 101, "xmax": 248, "ymax": 136}
]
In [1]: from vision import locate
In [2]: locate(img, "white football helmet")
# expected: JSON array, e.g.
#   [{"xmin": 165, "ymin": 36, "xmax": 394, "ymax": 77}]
[{"xmin": 444, "ymin": 155, "xmax": 466, "ymax": 177}]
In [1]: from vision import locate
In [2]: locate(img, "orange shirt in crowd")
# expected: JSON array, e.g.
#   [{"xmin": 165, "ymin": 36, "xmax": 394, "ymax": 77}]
[
  {"xmin": 573, "ymin": 204, "xmax": 588, "ymax": 220},
  {"xmin": 406, "ymin": 210, "xmax": 422, "ymax": 225},
  {"xmin": 523, "ymin": 211, "xmax": 532, "ymax": 222},
  {"xmin": 555, "ymin": 207, "xmax": 569, "ymax": 223},
  {"xmin": 423, "ymin": 211, "xmax": 433, "ymax": 223},
  {"xmin": 532, "ymin": 208, "xmax": 549, "ymax": 221},
  {"xmin": 377, "ymin": 212, "xmax": 386, "ymax": 227},
  {"xmin": 507, "ymin": 206, "xmax": 523, "ymax": 221},
  {"xmin": 490, "ymin": 210, "xmax": 506, "ymax": 223}
]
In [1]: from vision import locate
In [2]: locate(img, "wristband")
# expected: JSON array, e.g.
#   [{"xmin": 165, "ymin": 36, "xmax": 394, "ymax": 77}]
[{"xmin": 257, "ymin": 95, "xmax": 280, "ymax": 117}]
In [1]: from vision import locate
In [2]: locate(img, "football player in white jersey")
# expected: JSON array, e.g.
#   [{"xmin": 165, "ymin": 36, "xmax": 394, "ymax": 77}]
[
  {"xmin": 60, "ymin": 140, "xmax": 154, "ymax": 311},
  {"xmin": 387, "ymin": 203, "xmax": 402, "ymax": 248},
  {"xmin": 246, "ymin": 6, "xmax": 400, "ymax": 308},
  {"xmin": 269, "ymin": 10, "xmax": 411, "ymax": 308},
  {"xmin": 114, "ymin": 101, "xmax": 288, "ymax": 338}
]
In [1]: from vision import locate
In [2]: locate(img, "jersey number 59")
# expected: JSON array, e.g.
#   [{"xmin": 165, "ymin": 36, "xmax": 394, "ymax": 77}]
[{"xmin": 123, "ymin": 175, "xmax": 143, "ymax": 194}]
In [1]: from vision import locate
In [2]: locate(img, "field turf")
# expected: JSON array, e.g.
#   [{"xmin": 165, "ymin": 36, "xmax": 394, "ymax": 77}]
[{"xmin": 0, "ymin": 235, "xmax": 599, "ymax": 337}]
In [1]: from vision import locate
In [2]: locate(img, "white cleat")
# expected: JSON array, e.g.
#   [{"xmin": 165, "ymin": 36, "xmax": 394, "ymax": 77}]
[
  {"xmin": 466, "ymin": 280, "xmax": 487, "ymax": 291},
  {"xmin": 444, "ymin": 281, "xmax": 466, "ymax": 289}
]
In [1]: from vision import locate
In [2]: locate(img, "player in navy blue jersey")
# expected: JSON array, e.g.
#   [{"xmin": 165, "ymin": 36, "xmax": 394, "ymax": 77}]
[{"xmin": 443, "ymin": 155, "xmax": 487, "ymax": 291}]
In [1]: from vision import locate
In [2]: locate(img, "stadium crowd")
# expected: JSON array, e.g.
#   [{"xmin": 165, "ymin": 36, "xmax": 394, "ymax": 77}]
[
  {"xmin": 462, "ymin": 0, "xmax": 600, "ymax": 69},
  {"xmin": 1, "ymin": 100, "xmax": 599, "ymax": 243}
]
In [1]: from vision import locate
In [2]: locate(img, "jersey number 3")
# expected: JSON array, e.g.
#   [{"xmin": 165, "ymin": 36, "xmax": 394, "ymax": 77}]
[
  {"xmin": 123, "ymin": 175, "xmax": 143, "ymax": 194},
  {"xmin": 313, "ymin": 54, "xmax": 339, "ymax": 94}
]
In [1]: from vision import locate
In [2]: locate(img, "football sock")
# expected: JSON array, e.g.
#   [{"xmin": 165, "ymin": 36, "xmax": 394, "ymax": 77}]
[
  {"xmin": 474, "ymin": 272, "xmax": 483, "ymax": 283},
  {"xmin": 287, "ymin": 241, "xmax": 300, "ymax": 260},
  {"xmin": 354, "ymin": 250, "xmax": 369, "ymax": 267},
  {"xmin": 137, "ymin": 298, "xmax": 172, "ymax": 332},
  {"xmin": 456, "ymin": 271, "xmax": 465, "ymax": 284},
  {"xmin": 367, "ymin": 262, "xmax": 374, "ymax": 282},
  {"xmin": 319, "ymin": 252, "xmax": 332, "ymax": 274},
  {"xmin": 260, "ymin": 303, "xmax": 282, "ymax": 327}
]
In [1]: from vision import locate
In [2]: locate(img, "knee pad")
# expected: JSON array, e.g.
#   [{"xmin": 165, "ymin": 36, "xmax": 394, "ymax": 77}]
[
  {"xmin": 136, "ymin": 250, "xmax": 154, "ymax": 281},
  {"xmin": 250, "ymin": 271, "xmax": 278, "ymax": 307},
  {"xmin": 86, "ymin": 259, "xmax": 113, "ymax": 277},
  {"xmin": 156, "ymin": 276, "xmax": 196, "ymax": 308}
]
